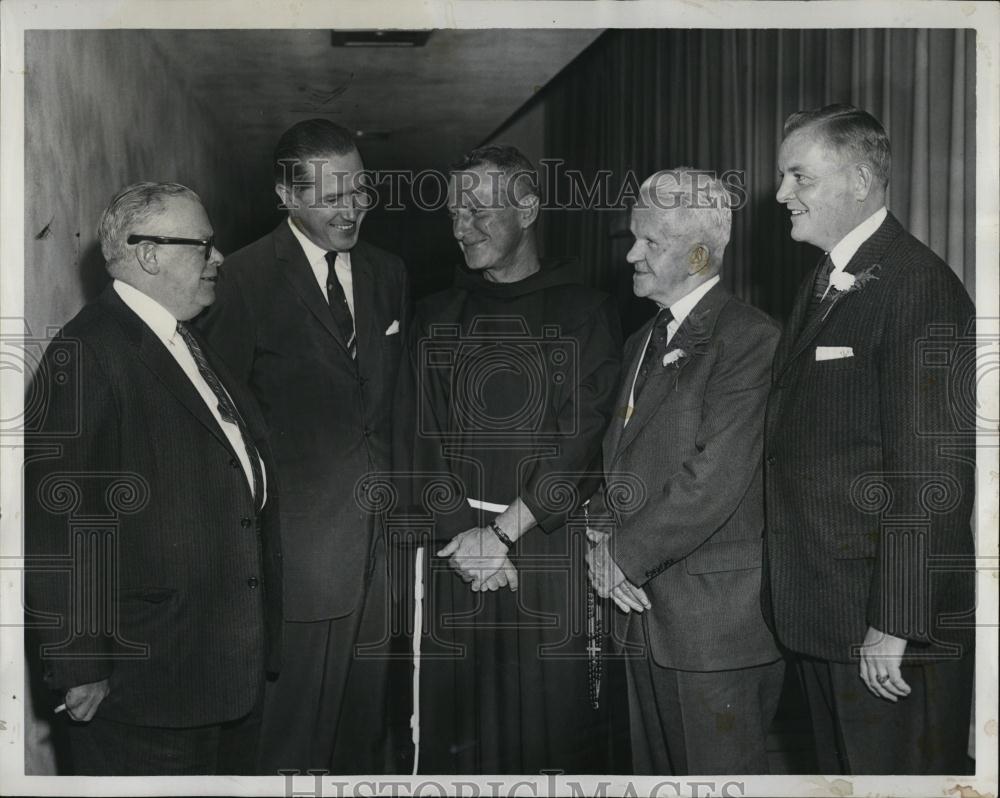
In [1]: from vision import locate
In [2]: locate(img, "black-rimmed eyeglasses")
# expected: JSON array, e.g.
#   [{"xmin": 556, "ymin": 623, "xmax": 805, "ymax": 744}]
[{"xmin": 127, "ymin": 234, "xmax": 215, "ymax": 260}]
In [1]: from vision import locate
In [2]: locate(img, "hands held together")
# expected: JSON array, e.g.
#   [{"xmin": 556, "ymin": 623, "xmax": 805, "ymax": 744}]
[{"xmin": 437, "ymin": 526, "xmax": 518, "ymax": 592}]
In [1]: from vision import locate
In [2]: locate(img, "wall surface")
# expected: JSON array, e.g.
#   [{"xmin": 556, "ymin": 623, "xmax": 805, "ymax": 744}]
[{"xmin": 24, "ymin": 29, "xmax": 269, "ymax": 341}]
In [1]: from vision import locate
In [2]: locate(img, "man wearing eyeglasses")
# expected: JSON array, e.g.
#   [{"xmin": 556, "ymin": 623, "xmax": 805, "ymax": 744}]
[
  {"xmin": 197, "ymin": 119, "xmax": 408, "ymax": 774},
  {"xmin": 24, "ymin": 182, "xmax": 282, "ymax": 774}
]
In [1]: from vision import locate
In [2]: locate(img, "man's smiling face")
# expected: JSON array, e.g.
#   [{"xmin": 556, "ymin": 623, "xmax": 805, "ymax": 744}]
[
  {"xmin": 447, "ymin": 165, "xmax": 529, "ymax": 280},
  {"xmin": 776, "ymin": 126, "xmax": 865, "ymax": 252},
  {"xmin": 278, "ymin": 148, "xmax": 368, "ymax": 252}
]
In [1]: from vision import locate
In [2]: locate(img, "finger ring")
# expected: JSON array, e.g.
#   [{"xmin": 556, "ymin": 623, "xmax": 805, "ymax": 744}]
[{"xmin": 876, "ymin": 674, "xmax": 890, "ymax": 684}]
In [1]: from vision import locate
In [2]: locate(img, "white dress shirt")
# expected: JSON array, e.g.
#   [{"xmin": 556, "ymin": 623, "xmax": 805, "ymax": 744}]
[
  {"xmin": 828, "ymin": 206, "xmax": 887, "ymax": 272},
  {"xmin": 624, "ymin": 274, "xmax": 721, "ymax": 426},
  {"xmin": 113, "ymin": 280, "xmax": 266, "ymax": 504},
  {"xmin": 287, "ymin": 218, "xmax": 355, "ymax": 316}
]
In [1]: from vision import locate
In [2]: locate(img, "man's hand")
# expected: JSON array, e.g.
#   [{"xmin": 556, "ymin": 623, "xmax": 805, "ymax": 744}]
[
  {"xmin": 585, "ymin": 528, "xmax": 650, "ymax": 614},
  {"xmin": 437, "ymin": 526, "xmax": 518, "ymax": 592},
  {"xmin": 63, "ymin": 678, "xmax": 110, "ymax": 721},
  {"xmin": 858, "ymin": 626, "xmax": 911, "ymax": 702}
]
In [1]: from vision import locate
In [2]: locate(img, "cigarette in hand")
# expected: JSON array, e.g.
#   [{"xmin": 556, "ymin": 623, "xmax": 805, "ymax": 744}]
[{"xmin": 54, "ymin": 703, "xmax": 66, "ymax": 714}]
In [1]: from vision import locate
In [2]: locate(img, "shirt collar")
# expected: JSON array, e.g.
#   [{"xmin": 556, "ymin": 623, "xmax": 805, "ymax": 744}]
[
  {"xmin": 113, "ymin": 279, "xmax": 180, "ymax": 343},
  {"xmin": 828, "ymin": 206, "xmax": 887, "ymax": 271},
  {"xmin": 286, "ymin": 217, "xmax": 352, "ymax": 271},
  {"xmin": 666, "ymin": 274, "xmax": 720, "ymax": 324}
]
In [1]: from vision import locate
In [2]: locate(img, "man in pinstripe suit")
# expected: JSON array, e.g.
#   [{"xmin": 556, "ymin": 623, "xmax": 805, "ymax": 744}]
[
  {"xmin": 763, "ymin": 104, "xmax": 976, "ymax": 774},
  {"xmin": 25, "ymin": 183, "xmax": 281, "ymax": 774}
]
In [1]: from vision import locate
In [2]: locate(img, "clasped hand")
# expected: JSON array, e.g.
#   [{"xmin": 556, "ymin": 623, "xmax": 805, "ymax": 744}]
[
  {"xmin": 437, "ymin": 526, "xmax": 518, "ymax": 592},
  {"xmin": 585, "ymin": 528, "xmax": 650, "ymax": 614}
]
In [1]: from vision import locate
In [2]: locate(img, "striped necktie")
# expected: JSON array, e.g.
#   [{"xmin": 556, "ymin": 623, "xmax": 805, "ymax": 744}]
[
  {"xmin": 176, "ymin": 323, "xmax": 264, "ymax": 512},
  {"xmin": 325, "ymin": 251, "xmax": 357, "ymax": 359},
  {"xmin": 804, "ymin": 254, "xmax": 835, "ymax": 326}
]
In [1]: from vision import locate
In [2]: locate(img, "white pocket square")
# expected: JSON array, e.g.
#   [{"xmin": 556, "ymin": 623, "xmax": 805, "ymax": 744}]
[
  {"xmin": 384, "ymin": 319, "xmax": 400, "ymax": 336},
  {"xmin": 815, "ymin": 346, "xmax": 854, "ymax": 361}
]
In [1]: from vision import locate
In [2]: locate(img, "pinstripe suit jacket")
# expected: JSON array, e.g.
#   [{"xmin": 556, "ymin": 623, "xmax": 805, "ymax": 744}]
[
  {"xmin": 25, "ymin": 286, "xmax": 282, "ymax": 727},
  {"xmin": 595, "ymin": 283, "xmax": 782, "ymax": 671},
  {"xmin": 762, "ymin": 212, "xmax": 976, "ymax": 664}
]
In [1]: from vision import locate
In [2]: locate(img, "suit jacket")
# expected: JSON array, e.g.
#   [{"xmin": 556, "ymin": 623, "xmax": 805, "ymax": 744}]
[
  {"xmin": 24, "ymin": 286, "xmax": 282, "ymax": 728},
  {"xmin": 762, "ymin": 212, "xmax": 976, "ymax": 664},
  {"xmin": 197, "ymin": 221, "xmax": 408, "ymax": 620},
  {"xmin": 594, "ymin": 283, "xmax": 781, "ymax": 671}
]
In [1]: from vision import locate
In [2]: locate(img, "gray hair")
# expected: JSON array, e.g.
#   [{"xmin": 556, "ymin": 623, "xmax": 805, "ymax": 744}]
[
  {"xmin": 98, "ymin": 182, "xmax": 201, "ymax": 266},
  {"xmin": 450, "ymin": 144, "xmax": 540, "ymax": 208},
  {"xmin": 638, "ymin": 168, "xmax": 733, "ymax": 266},
  {"xmin": 783, "ymin": 103, "xmax": 891, "ymax": 187}
]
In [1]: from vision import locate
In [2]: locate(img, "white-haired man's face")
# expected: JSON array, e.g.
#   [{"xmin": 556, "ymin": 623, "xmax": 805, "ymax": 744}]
[{"xmin": 627, "ymin": 206, "xmax": 705, "ymax": 307}]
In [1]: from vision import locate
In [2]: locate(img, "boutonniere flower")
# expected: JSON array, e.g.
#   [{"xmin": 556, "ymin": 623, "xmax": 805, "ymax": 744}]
[
  {"xmin": 662, "ymin": 349, "xmax": 687, "ymax": 368},
  {"xmin": 829, "ymin": 271, "xmax": 856, "ymax": 292},
  {"xmin": 822, "ymin": 264, "xmax": 881, "ymax": 320}
]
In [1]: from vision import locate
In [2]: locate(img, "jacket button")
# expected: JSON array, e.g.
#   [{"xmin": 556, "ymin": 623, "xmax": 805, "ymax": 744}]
[
  {"xmin": 229, "ymin": 458, "xmax": 239, "ymax": 468},
  {"xmin": 363, "ymin": 428, "xmax": 372, "ymax": 438},
  {"xmin": 247, "ymin": 576, "xmax": 259, "ymax": 588},
  {"xmin": 766, "ymin": 455, "xmax": 776, "ymax": 466},
  {"xmin": 240, "ymin": 517, "xmax": 252, "ymax": 528}
]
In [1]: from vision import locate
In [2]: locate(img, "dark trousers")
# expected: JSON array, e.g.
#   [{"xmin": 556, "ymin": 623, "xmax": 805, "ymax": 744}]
[
  {"xmin": 797, "ymin": 652, "xmax": 974, "ymax": 774},
  {"xmin": 67, "ymin": 703, "xmax": 261, "ymax": 775},
  {"xmin": 626, "ymin": 649, "xmax": 785, "ymax": 775},
  {"xmin": 256, "ymin": 549, "xmax": 391, "ymax": 775}
]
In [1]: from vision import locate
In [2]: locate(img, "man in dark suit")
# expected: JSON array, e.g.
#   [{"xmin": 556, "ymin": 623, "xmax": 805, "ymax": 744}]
[
  {"xmin": 764, "ymin": 104, "xmax": 976, "ymax": 774},
  {"xmin": 197, "ymin": 119, "xmax": 408, "ymax": 773},
  {"xmin": 24, "ymin": 182, "xmax": 281, "ymax": 775},
  {"xmin": 586, "ymin": 169, "xmax": 783, "ymax": 775}
]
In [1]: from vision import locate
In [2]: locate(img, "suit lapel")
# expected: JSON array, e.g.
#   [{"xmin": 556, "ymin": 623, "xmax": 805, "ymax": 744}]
[
  {"xmin": 100, "ymin": 289, "xmax": 243, "ymax": 458},
  {"xmin": 777, "ymin": 212, "xmax": 903, "ymax": 380},
  {"xmin": 273, "ymin": 222, "xmax": 348, "ymax": 351},
  {"xmin": 350, "ymin": 245, "xmax": 378, "ymax": 361},
  {"xmin": 611, "ymin": 284, "xmax": 729, "ymax": 462},
  {"xmin": 603, "ymin": 321, "xmax": 650, "ymax": 465}
]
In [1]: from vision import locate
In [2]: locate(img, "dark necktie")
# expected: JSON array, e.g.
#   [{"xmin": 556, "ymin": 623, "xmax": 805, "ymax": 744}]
[
  {"xmin": 324, "ymin": 251, "xmax": 357, "ymax": 359},
  {"xmin": 176, "ymin": 323, "xmax": 264, "ymax": 512},
  {"xmin": 804, "ymin": 254, "xmax": 835, "ymax": 326},
  {"xmin": 632, "ymin": 308, "xmax": 674, "ymax": 402}
]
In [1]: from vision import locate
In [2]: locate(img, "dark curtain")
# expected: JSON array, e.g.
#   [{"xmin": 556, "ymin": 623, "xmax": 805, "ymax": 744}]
[{"xmin": 537, "ymin": 29, "xmax": 976, "ymax": 333}]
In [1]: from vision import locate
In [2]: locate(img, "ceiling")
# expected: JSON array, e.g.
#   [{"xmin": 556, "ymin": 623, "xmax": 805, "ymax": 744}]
[{"xmin": 147, "ymin": 28, "xmax": 603, "ymax": 173}]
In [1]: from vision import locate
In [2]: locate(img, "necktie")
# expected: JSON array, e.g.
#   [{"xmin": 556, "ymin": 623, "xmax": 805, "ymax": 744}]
[
  {"xmin": 632, "ymin": 308, "xmax": 674, "ymax": 402},
  {"xmin": 176, "ymin": 323, "xmax": 264, "ymax": 512},
  {"xmin": 804, "ymin": 254, "xmax": 835, "ymax": 326},
  {"xmin": 324, "ymin": 251, "xmax": 356, "ymax": 359}
]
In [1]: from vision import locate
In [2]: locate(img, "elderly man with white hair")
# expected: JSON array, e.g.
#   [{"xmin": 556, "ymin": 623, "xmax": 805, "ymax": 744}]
[{"xmin": 586, "ymin": 168, "xmax": 783, "ymax": 774}]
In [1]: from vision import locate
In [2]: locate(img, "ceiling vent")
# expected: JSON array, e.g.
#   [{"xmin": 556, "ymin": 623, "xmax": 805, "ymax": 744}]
[{"xmin": 331, "ymin": 31, "xmax": 432, "ymax": 48}]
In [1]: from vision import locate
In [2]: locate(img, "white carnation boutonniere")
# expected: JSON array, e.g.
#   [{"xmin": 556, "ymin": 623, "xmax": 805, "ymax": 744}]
[
  {"xmin": 822, "ymin": 264, "xmax": 881, "ymax": 320},
  {"xmin": 662, "ymin": 349, "xmax": 687, "ymax": 368},
  {"xmin": 829, "ymin": 270, "xmax": 856, "ymax": 293}
]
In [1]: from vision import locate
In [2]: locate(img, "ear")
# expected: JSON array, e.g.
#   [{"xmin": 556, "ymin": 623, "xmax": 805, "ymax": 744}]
[
  {"xmin": 275, "ymin": 182, "xmax": 294, "ymax": 210},
  {"xmin": 853, "ymin": 163, "xmax": 875, "ymax": 202},
  {"xmin": 517, "ymin": 193, "xmax": 540, "ymax": 228},
  {"xmin": 133, "ymin": 241, "xmax": 159, "ymax": 276},
  {"xmin": 687, "ymin": 244, "xmax": 710, "ymax": 276}
]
